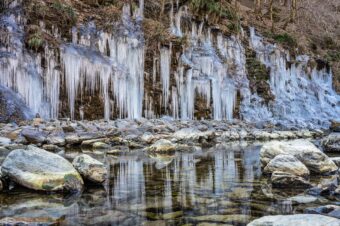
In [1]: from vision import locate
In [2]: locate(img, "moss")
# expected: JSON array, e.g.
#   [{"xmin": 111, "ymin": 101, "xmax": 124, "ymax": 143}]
[
  {"xmin": 273, "ymin": 33, "xmax": 297, "ymax": 47},
  {"xmin": 246, "ymin": 49, "xmax": 274, "ymax": 104}
]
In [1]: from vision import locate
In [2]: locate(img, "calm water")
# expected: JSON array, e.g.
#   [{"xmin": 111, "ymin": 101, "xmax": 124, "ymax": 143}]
[{"xmin": 0, "ymin": 142, "xmax": 338, "ymax": 225}]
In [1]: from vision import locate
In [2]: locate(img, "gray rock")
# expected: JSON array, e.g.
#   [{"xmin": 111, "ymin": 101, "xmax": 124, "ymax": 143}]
[
  {"xmin": 147, "ymin": 139, "xmax": 177, "ymax": 152},
  {"xmin": 65, "ymin": 134, "xmax": 80, "ymax": 145},
  {"xmin": 1, "ymin": 146, "xmax": 83, "ymax": 192},
  {"xmin": 305, "ymin": 205, "xmax": 340, "ymax": 219},
  {"xmin": 260, "ymin": 140, "xmax": 337, "ymax": 174},
  {"xmin": 21, "ymin": 128, "xmax": 46, "ymax": 144},
  {"xmin": 271, "ymin": 172, "xmax": 312, "ymax": 188},
  {"xmin": 72, "ymin": 154, "xmax": 107, "ymax": 183},
  {"xmin": 173, "ymin": 128, "xmax": 215, "ymax": 141},
  {"xmin": 46, "ymin": 133, "xmax": 65, "ymax": 146},
  {"xmin": 263, "ymin": 154, "xmax": 309, "ymax": 177},
  {"xmin": 322, "ymin": 133, "xmax": 340, "ymax": 152},
  {"xmin": 0, "ymin": 137, "xmax": 11, "ymax": 146},
  {"xmin": 247, "ymin": 214, "xmax": 340, "ymax": 226}
]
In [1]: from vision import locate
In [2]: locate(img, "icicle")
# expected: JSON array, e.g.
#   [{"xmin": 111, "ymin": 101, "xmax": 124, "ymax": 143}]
[{"xmin": 160, "ymin": 45, "xmax": 172, "ymax": 109}]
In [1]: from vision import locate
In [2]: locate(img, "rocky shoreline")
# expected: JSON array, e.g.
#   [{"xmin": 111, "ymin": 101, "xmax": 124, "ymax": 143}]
[{"xmin": 0, "ymin": 118, "xmax": 340, "ymax": 225}]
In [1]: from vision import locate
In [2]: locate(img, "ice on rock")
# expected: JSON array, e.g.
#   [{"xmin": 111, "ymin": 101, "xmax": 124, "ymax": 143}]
[{"xmin": 248, "ymin": 27, "xmax": 340, "ymax": 128}]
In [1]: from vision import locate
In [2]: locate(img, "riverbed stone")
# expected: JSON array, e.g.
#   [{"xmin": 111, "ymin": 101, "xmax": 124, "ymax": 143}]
[
  {"xmin": 173, "ymin": 128, "xmax": 215, "ymax": 141},
  {"xmin": 271, "ymin": 172, "xmax": 312, "ymax": 188},
  {"xmin": 46, "ymin": 133, "xmax": 65, "ymax": 146},
  {"xmin": 147, "ymin": 139, "xmax": 177, "ymax": 152},
  {"xmin": 322, "ymin": 133, "xmax": 340, "ymax": 152},
  {"xmin": 0, "ymin": 137, "xmax": 11, "ymax": 146},
  {"xmin": 260, "ymin": 140, "xmax": 338, "ymax": 174},
  {"xmin": 331, "ymin": 157, "xmax": 340, "ymax": 167},
  {"xmin": 247, "ymin": 214, "xmax": 340, "ymax": 226},
  {"xmin": 21, "ymin": 128, "xmax": 46, "ymax": 144},
  {"xmin": 72, "ymin": 154, "xmax": 107, "ymax": 183},
  {"xmin": 1, "ymin": 146, "xmax": 83, "ymax": 192},
  {"xmin": 263, "ymin": 154, "xmax": 309, "ymax": 177}
]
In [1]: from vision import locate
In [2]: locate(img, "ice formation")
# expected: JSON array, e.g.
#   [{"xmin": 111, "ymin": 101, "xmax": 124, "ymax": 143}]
[
  {"xmin": 0, "ymin": 1, "xmax": 339, "ymax": 128},
  {"xmin": 248, "ymin": 27, "xmax": 340, "ymax": 128}
]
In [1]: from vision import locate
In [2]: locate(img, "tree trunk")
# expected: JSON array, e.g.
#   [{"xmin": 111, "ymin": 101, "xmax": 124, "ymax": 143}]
[
  {"xmin": 290, "ymin": 0, "xmax": 297, "ymax": 22},
  {"xmin": 269, "ymin": 0, "xmax": 274, "ymax": 31}
]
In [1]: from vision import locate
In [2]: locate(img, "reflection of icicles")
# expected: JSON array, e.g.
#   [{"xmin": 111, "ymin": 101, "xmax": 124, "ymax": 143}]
[
  {"xmin": 113, "ymin": 159, "xmax": 145, "ymax": 208},
  {"xmin": 160, "ymin": 46, "xmax": 172, "ymax": 108}
]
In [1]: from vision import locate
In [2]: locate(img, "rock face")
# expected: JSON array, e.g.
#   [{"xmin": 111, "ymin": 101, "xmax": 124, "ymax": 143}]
[
  {"xmin": 271, "ymin": 172, "xmax": 312, "ymax": 188},
  {"xmin": 263, "ymin": 154, "xmax": 310, "ymax": 177},
  {"xmin": 1, "ymin": 146, "xmax": 83, "ymax": 192},
  {"xmin": 72, "ymin": 154, "xmax": 107, "ymax": 183},
  {"xmin": 322, "ymin": 133, "xmax": 340, "ymax": 152},
  {"xmin": 247, "ymin": 214, "xmax": 340, "ymax": 226},
  {"xmin": 260, "ymin": 140, "xmax": 337, "ymax": 174}
]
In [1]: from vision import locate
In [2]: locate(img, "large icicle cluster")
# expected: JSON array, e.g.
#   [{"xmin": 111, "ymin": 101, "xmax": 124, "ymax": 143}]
[
  {"xmin": 62, "ymin": 4, "xmax": 145, "ymax": 120},
  {"xmin": 248, "ymin": 27, "xmax": 340, "ymax": 128},
  {"xmin": 161, "ymin": 21, "xmax": 248, "ymax": 120},
  {"xmin": 0, "ymin": 0, "xmax": 60, "ymax": 118},
  {"xmin": 0, "ymin": 1, "xmax": 339, "ymax": 128}
]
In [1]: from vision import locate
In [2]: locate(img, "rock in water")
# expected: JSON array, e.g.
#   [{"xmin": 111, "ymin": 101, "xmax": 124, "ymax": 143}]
[
  {"xmin": 72, "ymin": 154, "xmax": 107, "ymax": 183},
  {"xmin": 247, "ymin": 214, "xmax": 340, "ymax": 226},
  {"xmin": 260, "ymin": 140, "xmax": 337, "ymax": 174},
  {"xmin": 321, "ymin": 133, "xmax": 340, "ymax": 152},
  {"xmin": 147, "ymin": 139, "xmax": 177, "ymax": 152},
  {"xmin": 263, "ymin": 154, "xmax": 310, "ymax": 177},
  {"xmin": 1, "ymin": 146, "xmax": 83, "ymax": 192}
]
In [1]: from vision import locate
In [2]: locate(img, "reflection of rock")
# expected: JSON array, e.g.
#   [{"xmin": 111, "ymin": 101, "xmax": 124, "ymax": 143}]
[
  {"xmin": 263, "ymin": 154, "xmax": 309, "ymax": 177},
  {"xmin": 307, "ymin": 175, "xmax": 339, "ymax": 196},
  {"xmin": 247, "ymin": 214, "xmax": 340, "ymax": 226},
  {"xmin": 1, "ymin": 146, "xmax": 83, "ymax": 192},
  {"xmin": 305, "ymin": 205, "xmax": 340, "ymax": 219},
  {"xmin": 72, "ymin": 154, "xmax": 107, "ymax": 183},
  {"xmin": 271, "ymin": 172, "xmax": 312, "ymax": 188},
  {"xmin": 260, "ymin": 140, "xmax": 337, "ymax": 174},
  {"xmin": 149, "ymin": 153, "xmax": 175, "ymax": 169},
  {"xmin": 322, "ymin": 133, "xmax": 340, "ymax": 152},
  {"xmin": 189, "ymin": 214, "xmax": 249, "ymax": 224},
  {"xmin": 0, "ymin": 193, "xmax": 79, "ymax": 225}
]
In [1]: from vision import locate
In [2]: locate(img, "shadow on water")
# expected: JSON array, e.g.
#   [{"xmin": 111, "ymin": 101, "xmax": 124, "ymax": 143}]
[{"xmin": 0, "ymin": 142, "xmax": 339, "ymax": 225}]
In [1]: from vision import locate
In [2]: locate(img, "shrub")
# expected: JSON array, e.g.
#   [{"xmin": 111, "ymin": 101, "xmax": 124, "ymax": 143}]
[{"xmin": 273, "ymin": 33, "xmax": 297, "ymax": 47}]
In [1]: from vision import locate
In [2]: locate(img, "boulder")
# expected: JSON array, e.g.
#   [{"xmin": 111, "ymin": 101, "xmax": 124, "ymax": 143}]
[
  {"xmin": 147, "ymin": 139, "xmax": 177, "ymax": 152},
  {"xmin": 173, "ymin": 128, "xmax": 215, "ymax": 141},
  {"xmin": 271, "ymin": 172, "xmax": 312, "ymax": 188},
  {"xmin": 305, "ymin": 205, "xmax": 340, "ymax": 219},
  {"xmin": 247, "ymin": 214, "xmax": 340, "ymax": 226},
  {"xmin": 260, "ymin": 140, "xmax": 337, "ymax": 174},
  {"xmin": 46, "ymin": 133, "xmax": 65, "ymax": 146},
  {"xmin": 321, "ymin": 133, "xmax": 340, "ymax": 152},
  {"xmin": 263, "ymin": 154, "xmax": 309, "ymax": 177},
  {"xmin": 1, "ymin": 146, "xmax": 83, "ymax": 192},
  {"xmin": 0, "ymin": 137, "xmax": 11, "ymax": 146},
  {"xmin": 21, "ymin": 128, "xmax": 46, "ymax": 144},
  {"xmin": 72, "ymin": 154, "xmax": 107, "ymax": 183}
]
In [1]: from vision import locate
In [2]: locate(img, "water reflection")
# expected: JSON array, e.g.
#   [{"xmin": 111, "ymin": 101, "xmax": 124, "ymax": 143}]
[{"xmin": 0, "ymin": 142, "xmax": 338, "ymax": 225}]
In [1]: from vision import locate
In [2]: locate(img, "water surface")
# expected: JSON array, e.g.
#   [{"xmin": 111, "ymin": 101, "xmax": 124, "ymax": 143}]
[{"xmin": 0, "ymin": 142, "xmax": 338, "ymax": 225}]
